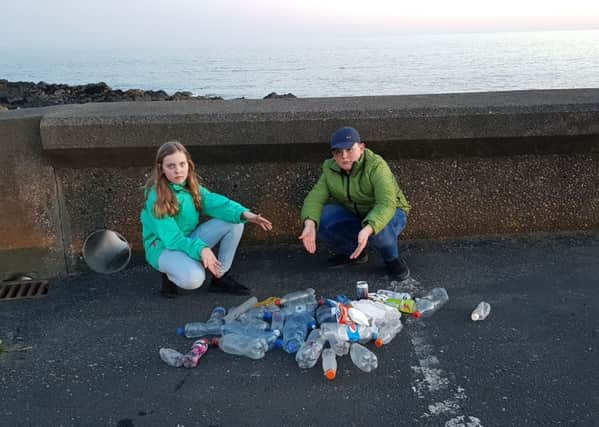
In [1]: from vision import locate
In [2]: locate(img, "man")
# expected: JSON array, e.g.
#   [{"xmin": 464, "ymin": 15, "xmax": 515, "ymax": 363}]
[{"xmin": 299, "ymin": 126, "xmax": 411, "ymax": 280}]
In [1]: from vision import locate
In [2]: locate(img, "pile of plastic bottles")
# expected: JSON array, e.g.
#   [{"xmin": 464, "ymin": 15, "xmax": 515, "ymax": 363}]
[{"xmin": 159, "ymin": 284, "xmax": 449, "ymax": 380}]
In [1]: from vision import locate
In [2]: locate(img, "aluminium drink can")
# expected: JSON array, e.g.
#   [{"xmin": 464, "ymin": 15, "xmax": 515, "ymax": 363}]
[{"xmin": 356, "ymin": 281, "xmax": 369, "ymax": 300}]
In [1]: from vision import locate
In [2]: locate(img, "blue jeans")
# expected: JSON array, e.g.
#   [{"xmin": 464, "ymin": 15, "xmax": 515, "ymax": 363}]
[
  {"xmin": 318, "ymin": 204, "xmax": 407, "ymax": 262},
  {"xmin": 158, "ymin": 219, "xmax": 244, "ymax": 289}
]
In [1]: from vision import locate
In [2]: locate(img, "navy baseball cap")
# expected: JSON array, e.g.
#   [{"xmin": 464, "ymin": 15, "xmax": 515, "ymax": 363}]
[{"xmin": 330, "ymin": 127, "xmax": 361, "ymax": 150}]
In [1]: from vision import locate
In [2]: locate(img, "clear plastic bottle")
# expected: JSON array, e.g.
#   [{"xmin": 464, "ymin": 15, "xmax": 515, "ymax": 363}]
[
  {"xmin": 182, "ymin": 338, "xmax": 209, "ymax": 368},
  {"xmin": 176, "ymin": 306, "xmax": 227, "ymax": 338},
  {"xmin": 471, "ymin": 301, "xmax": 491, "ymax": 321},
  {"xmin": 213, "ymin": 334, "xmax": 268, "ymax": 360},
  {"xmin": 295, "ymin": 329, "xmax": 326, "ymax": 369},
  {"xmin": 415, "ymin": 288, "xmax": 449, "ymax": 318},
  {"xmin": 376, "ymin": 289, "xmax": 412, "ymax": 300},
  {"xmin": 177, "ymin": 320, "xmax": 223, "ymax": 338},
  {"xmin": 270, "ymin": 310, "xmax": 285, "ymax": 334},
  {"xmin": 322, "ymin": 348, "xmax": 337, "ymax": 380},
  {"xmin": 375, "ymin": 317, "xmax": 403, "ymax": 347},
  {"xmin": 315, "ymin": 304, "xmax": 337, "ymax": 326},
  {"xmin": 350, "ymin": 342, "xmax": 378, "ymax": 373},
  {"xmin": 275, "ymin": 288, "xmax": 316, "ymax": 306},
  {"xmin": 282, "ymin": 310, "xmax": 316, "ymax": 353},
  {"xmin": 242, "ymin": 306, "xmax": 275, "ymax": 322},
  {"xmin": 235, "ymin": 315, "xmax": 270, "ymax": 330},
  {"xmin": 207, "ymin": 306, "xmax": 226, "ymax": 323},
  {"xmin": 159, "ymin": 348, "xmax": 184, "ymax": 368},
  {"xmin": 320, "ymin": 322, "xmax": 379, "ymax": 343},
  {"xmin": 221, "ymin": 321, "xmax": 280, "ymax": 345},
  {"xmin": 281, "ymin": 300, "xmax": 318, "ymax": 317},
  {"xmin": 223, "ymin": 296, "xmax": 258, "ymax": 322}
]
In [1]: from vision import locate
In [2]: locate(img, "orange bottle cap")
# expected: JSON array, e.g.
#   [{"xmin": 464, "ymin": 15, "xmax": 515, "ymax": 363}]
[{"xmin": 325, "ymin": 369, "xmax": 336, "ymax": 380}]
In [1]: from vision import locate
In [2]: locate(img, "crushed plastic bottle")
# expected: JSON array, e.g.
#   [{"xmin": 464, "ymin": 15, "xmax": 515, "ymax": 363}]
[
  {"xmin": 282, "ymin": 310, "xmax": 316, "ymax": 353},
  {"xmin": 350, "ymin": 342, "xmax": 378, "ymax": 372},
  {"xmin": 471, "ymin": 301, "xmax": 491, "ymax": 321},
  {"xmin": 275, "ymin": 288, "xmax": 316, "ymax": 307},
  {"xmin": 159, "ymin": 348, "xmax": 184, "ymax": 368},
  {"xmin": 415, "ymin": 288, "xmax": 449, "ymax": 318},
  {"xmin": 320, "ymin": 322, "xmax": 379, "ymax": 343},
  {"xmin": 327, "ymin": 335, "xmax": 350, "ymax": 356},
  {"xmin": 182, "ymin": 338, "xmax": 209, "ymax": 368},
  {"xmin": 213, "ymin": 334, "xmax": 268, "ymax": 360},
  {"xmin": 223, "ymin": 297, "xmax": 258, "ymax": 322},
  {"xmin": 295, "ymin": 329, "xmax": 326, "ymax": 369},
  {"xmin": 322, "ymin": 348, "xmax": 337, "ymax": 380},
  {"xmin": 375, "ymin": 316, "xmax": 403, "ymax": 347}
]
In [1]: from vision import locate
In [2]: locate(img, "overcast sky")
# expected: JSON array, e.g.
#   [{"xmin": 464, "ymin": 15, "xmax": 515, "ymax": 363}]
[{"xmin": 2, "ymin": 0, "xmax": 599, "ymax": 49}]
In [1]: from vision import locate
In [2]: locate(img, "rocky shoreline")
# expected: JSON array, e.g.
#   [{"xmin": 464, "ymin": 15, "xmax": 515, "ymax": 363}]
[{"xmin": 0, "ymin": 79, "xmax": 296, "ymax": 110}]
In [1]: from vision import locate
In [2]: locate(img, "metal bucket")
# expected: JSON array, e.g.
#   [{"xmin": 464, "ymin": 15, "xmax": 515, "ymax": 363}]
[{"xmin": 82, "ymin": 229, "xmax": 131, "ymax": 274}]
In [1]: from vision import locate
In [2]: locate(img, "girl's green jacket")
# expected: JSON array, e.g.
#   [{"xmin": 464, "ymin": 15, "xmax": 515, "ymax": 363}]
[{"xmin": 141, "ymin": 183, "xmax": 248, "ymax": 270}]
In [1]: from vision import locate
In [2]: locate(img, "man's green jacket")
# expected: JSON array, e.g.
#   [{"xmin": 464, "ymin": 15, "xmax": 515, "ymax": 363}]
[{"xmin": 301, "ymin": 148, "xmax": 410, "ymax": 234}]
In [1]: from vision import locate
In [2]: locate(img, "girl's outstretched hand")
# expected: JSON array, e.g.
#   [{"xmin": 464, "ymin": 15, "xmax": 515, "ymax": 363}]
[
  {"xmin": 201, "ymin": 247, "xmax": 222, "ymax": 278},
  {"xmin": 243, "ymin": 211, "xmax": 273, "ymax": 231}
]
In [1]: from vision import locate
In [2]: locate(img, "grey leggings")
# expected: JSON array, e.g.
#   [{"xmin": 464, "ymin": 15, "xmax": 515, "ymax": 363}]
[{"xmin": 158, "ymin": 219, "xmax": 244, "ymax": 289}]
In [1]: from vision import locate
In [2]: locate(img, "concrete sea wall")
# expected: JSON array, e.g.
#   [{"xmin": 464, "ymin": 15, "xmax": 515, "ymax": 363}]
[{"xmin": 1, "ymin": 89, "xmax": 598, "ymax": 279}]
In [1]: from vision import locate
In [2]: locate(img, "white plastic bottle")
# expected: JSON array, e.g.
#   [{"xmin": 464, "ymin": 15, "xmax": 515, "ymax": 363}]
[
  {"xmin": 349, "ymin": 343, "xmax": 378, "ymax": 372},
  {"xmin": 322, "ymin": 348, "xmax": 337, "ymax": 380},
  {"xmin": 471, "ymin": 301, "xmax": 491, "ymax": 321}
]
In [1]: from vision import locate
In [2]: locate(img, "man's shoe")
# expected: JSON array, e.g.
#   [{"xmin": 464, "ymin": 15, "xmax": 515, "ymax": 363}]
[
  {"xmin": 208, "ymin": 273, "xmax": 250, "ymax": 295},
  {"xmin": 327, "ymin": 252, "xmax": 369, "ymax": 268},
  {"xmin": 386, "ymin": 257, "xmax": 410, "ymax": 281},
  {"xmin": 161, "ymin": 274, "xmax": 178, "ymax": 298}
]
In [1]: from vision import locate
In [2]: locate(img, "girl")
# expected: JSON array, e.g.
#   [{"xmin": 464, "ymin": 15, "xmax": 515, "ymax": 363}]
[{"xmin": 141, "ymin": 141, "xmax": 272, "ymax": 297}]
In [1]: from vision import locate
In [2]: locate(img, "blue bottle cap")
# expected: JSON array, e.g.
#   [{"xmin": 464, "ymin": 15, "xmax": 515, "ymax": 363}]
[
  {"xmin": 335, "ymin": 294, "xmax": 350, "ymax": 304},
  {"xmin": 263, "ymin": 311, "xmax": 272, "ymax": 321},
  {"xmin": 286, "ymin": 340, "xmax": 299, "ymax": 353},
  {"xmin": 176, "ymin": 327, "xmax": 185, "ymax": 337}
]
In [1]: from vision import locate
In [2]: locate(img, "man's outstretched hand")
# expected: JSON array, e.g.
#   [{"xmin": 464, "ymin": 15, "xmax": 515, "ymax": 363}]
[
  {"xmin": 350, "ymin": 224, "xmax": 374, "ymax": 259},
  {"xmin": 299, "ymin": 220, "xmax": 317, "ymax": 254}
]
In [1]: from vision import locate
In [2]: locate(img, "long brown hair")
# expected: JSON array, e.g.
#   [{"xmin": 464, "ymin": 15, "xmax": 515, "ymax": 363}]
[{"xmin": 144, "ymin": 141, "xmax": 202, "ymax": 218}]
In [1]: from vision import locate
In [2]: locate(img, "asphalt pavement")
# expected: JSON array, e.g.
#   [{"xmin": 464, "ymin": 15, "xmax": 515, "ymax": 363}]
[{"xmin": 1, "ymin": 232, "xmax": 598, "ymax": 427}]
